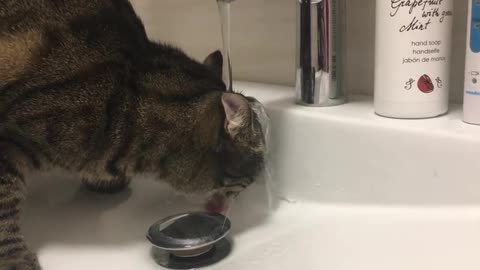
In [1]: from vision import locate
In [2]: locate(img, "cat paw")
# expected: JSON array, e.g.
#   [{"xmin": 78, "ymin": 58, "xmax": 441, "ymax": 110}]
[
  {"xmin": 82, "ymin": 176, "xmax": 131, "ymax": 194},
  {"xmin": 1, "ymin": 253, "xmax": 41, "ymax": 270}
]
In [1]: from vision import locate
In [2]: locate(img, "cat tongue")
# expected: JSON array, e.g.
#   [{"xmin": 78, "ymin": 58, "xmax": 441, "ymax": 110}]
[{"xmin": 205, "ymin": 193, "xmax": 228, "ymax": 214}]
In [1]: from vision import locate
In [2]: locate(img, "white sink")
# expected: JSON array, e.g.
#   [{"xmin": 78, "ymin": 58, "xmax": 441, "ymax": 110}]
[{"xmin": 24, "ymin": 82, "xmax": 480, "ymax": 270}]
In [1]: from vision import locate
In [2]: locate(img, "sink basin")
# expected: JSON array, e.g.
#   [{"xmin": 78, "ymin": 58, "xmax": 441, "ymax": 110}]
[{"xmin": 23, "ymin": 82, "xmax": 480, "ymax": 269}]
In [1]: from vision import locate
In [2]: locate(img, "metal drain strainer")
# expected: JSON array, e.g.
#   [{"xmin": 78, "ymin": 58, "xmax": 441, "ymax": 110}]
[{"xmin": 147, "ymin": 212, "xmax": 232, "ymax": 269}]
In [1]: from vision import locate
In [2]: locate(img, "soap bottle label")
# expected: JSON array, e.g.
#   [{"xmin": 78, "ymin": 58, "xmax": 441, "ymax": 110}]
[
  {"xmin": 375, "ymin": 0, "xmax": 454, "ymax": 118},
  {"xmin": 464, "ymin": 0, "xmax": 480, "ymax": 124}
]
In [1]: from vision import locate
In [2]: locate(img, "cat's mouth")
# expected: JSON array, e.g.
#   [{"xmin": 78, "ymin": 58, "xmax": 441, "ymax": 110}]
[
  {"xmin": 205, "ymin": 192, "xmax": 228, "ymax": 213},
  {"xmin": 205, "ymin": 188, "xmax": 242, "ymax": 214},
  {"xmin": 205, "ymin": 177, "xmax": 252, "ymax": 213}
]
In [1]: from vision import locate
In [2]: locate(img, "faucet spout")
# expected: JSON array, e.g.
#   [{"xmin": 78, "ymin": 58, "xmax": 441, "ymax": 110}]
[{"xmin": 295, "ymin": 0, "xmax": 347, "ymax": 106}]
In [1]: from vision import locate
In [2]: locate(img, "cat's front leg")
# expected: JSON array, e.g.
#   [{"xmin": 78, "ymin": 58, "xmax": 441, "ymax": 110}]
[
  {"xmin": 0, "ymin": 252, "xmax": 39, "ymax": 270},
  {"xmin": 0, "ymin": 144, "xmax": 40, "ymax": 270}
]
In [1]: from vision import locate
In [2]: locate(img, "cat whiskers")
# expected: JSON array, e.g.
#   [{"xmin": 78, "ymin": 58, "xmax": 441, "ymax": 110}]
[{"xmin": 221, "ymin": 195, "xmax": 234, "ymax": 230}]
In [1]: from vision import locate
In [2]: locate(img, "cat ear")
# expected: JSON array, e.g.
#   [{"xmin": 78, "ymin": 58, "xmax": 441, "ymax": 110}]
[
  {"xmin": 203, "ymin": 50, "xmax": 223, "ymax": 78},
  {"xmin": 222, "ymin": 93, "xmax": 250, "ymax": 136}
]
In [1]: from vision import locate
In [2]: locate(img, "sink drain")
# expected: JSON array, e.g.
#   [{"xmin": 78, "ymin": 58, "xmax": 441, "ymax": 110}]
[
  {"xmin": 147, "ymin": 212, "xmax": 232, "ymax": 269},
  {"xmin": 151, "ymin": 237, "xmax": 232, "ymax": 269}
]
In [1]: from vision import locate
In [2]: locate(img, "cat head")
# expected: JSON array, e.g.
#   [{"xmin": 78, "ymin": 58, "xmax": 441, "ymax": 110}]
[
  {"xmin": 203, "ymin": 51, "xmax": 268, "ymax": 197},
  {"xmin": 216, "ymin": 92, "xmax": 267, "ymax": 195},
  {"xmin": 144, "ymin": 48, "xmax": 268, "ymax": 202}
]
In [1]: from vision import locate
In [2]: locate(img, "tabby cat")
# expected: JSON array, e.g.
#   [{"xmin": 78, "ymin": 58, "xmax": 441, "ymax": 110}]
[{"xmin": 0, "ymin": 0, "xmax": 267, "ymax": 269}]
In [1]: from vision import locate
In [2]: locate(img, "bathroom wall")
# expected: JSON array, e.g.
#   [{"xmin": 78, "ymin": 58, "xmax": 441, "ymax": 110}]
[{"xmin": 130, "ymin": 0, "xmax": 468, "ymax": 103}]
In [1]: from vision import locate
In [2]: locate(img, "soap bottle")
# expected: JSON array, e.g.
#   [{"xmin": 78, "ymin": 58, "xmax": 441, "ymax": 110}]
[
  {"xmin": 374, "ymin": 0, "xmax": 454, "ymax": 118},
  {"xmin": 464, "ymin": 0, "xmax": 480, "ymax": 125}
]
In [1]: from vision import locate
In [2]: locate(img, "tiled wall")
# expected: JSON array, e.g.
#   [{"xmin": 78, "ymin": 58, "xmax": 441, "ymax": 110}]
[{"xmin": 130, "ymin": 0, "xmax": 468, "ymax": 103}]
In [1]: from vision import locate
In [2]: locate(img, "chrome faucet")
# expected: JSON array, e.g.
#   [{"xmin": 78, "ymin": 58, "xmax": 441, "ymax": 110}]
[{"xmin": 295, "ymin": 0, "xmax": 346, "ymax": 106}]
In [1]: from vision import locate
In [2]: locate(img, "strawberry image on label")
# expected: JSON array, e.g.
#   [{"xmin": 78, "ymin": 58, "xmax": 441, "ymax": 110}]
[{"xmin": 417, "ymin": 74, "xmax": 435, "ymax": 93}]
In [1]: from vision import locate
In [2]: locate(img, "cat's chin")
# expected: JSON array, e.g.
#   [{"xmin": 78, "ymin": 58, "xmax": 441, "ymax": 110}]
[{"xmin": 205, "ymin": 192, "xmax": 228, "ymax": 214}]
